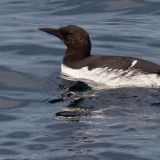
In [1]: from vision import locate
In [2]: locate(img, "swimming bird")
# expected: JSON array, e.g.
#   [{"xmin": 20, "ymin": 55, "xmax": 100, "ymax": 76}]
[{"xmin": 39, "ymin": 25, "xmax": 160, "ymax": 88}]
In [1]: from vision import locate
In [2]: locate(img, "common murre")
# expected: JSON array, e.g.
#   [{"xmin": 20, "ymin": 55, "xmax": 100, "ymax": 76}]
[{"xmin": 39, "ymin": 25, "xmax": 160, "ymax": 88}]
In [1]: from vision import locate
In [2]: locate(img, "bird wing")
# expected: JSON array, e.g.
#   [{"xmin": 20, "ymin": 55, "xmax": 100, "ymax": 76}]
[{"xmin": 82, "ymin": 55, "xmax": 160, "ymax": 74}]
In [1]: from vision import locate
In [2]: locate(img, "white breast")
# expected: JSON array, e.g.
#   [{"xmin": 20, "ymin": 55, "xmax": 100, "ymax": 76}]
[{"xmin": 61, "ymin": 64, "xmax": 160, "ymax": 89}]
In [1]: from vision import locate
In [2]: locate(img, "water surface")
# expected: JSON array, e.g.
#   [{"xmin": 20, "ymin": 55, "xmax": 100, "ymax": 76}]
[{"xmin": 0, "ymin": 0, "xmax": 160, "ymax": 159}]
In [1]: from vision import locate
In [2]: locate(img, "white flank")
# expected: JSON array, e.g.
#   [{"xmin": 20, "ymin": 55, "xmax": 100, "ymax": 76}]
[{"xmin": 61, "ymin": 64, "xmax": 160, "ymax": 89}]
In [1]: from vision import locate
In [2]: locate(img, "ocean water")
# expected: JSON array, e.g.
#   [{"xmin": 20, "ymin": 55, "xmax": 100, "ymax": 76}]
[{"xmin": 0, "ymin": 0, "xmax": 160, "ymax": 160}]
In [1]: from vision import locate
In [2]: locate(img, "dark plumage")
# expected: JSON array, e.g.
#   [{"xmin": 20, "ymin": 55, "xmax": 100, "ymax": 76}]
[{"xmin": 39, "ymin": 25, "xmax": 160, "ymax": 74}]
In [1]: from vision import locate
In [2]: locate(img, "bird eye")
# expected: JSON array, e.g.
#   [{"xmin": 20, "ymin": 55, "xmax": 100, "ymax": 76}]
[
  {"xmin": 61, "ymin": 30, "xmax": 74, "ymax": 37},
  {"xmin": 68, "ymin": 32, "xmax": 74, "ymax": 35}
]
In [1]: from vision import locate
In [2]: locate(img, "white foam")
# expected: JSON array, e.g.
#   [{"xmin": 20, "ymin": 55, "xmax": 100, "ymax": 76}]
[{"xmin": 61, "ymin": 64, "xmax": 160, "ymax": 89}]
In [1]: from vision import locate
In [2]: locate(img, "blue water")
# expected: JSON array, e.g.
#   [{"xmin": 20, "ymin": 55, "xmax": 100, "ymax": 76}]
[{"xmin": 0, "ymin": 0, "xmax": 160, "ymax": 159}]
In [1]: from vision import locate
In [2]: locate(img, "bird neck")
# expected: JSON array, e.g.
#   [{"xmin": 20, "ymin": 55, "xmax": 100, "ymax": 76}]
[{"xmin": 63, "ymin": 45, "xmax": 91, "ymax": 67}]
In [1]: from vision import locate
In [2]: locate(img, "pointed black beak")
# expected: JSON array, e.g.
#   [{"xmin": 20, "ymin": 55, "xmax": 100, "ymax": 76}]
[{"xmin": 39, "ymin": 28, "xmax": 60, "ymax": 38}]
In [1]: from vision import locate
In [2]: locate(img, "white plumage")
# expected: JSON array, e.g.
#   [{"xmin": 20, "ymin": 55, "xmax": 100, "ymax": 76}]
[{"xmin": 61, "ymin": 64, "xmax": 160, "ymax": 89}]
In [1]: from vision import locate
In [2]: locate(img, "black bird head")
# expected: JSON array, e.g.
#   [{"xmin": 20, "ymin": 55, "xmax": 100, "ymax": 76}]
[{"xmin": 39, "ymin": 25, "xmax": 91, "ymax": 50}]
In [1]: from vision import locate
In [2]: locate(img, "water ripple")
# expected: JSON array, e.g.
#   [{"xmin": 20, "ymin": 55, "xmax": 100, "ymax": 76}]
[{"xmin": 0, "ymin": 0, "xmax": 160, "ymax": 160}]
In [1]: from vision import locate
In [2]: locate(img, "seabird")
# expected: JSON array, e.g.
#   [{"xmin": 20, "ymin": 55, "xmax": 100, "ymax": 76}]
[{"xmin": 39, "ymin": 25, "xmax": 160, "ymax": 88}]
